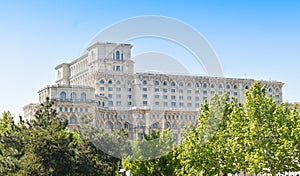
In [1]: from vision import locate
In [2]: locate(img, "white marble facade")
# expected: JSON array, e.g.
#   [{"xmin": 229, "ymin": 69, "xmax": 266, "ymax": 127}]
[{"xmin": 23, "ymin": 42, "xmax": 284, "ymax": 142}]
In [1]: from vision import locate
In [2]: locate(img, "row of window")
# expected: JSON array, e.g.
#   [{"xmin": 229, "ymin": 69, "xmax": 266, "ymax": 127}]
[
  {"xmin": 61, "ymin": 117, "xmax": 77, "ymax": 124},
  {"xmin": 98, "ymin": 79, "xmax": 281, "ymax": 93},
  {"xmin": 100, "ymin": 86, "xmax": 256, "ymax": 95},
  {"xmin": 104, "ymin": 121, "xmax": 186, "ymax": 130},
  {"xmin": 60, "ymin": 92, "xmax": 87, "ymax": 101},
  {"xmin": 99, "ymin": 79, "xmax": 251, "ymax": 89},
  {"xmin": 103, "ymin": 114, "xmax": 196, "ymax": 120},
  {"xmin": 59, "ymin": 107, "xmax": 89, "ymax": 113}
]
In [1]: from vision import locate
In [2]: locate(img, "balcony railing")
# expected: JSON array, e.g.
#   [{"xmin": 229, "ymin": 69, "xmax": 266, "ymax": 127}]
[{"xmin": 52, "ymin": 98, "xmax": 95, "ymax": 103}]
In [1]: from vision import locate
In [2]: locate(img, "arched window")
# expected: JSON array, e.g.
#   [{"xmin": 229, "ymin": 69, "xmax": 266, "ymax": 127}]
[
  {"xmin": 99, "ymin": 80, "xmax": 105, "ymax": 84},
  {"xmin": 187, "ymin": 83, "xmax": 191, "ymax": 87},
  {"xmin": 152, "ymin": 123, "xmax": 158, "ymax": 129},
  {"xmin": 61, "ymin": 117, "xmax": 66, "ymax": 123},
  {"xmin": 226, "ymin": 84, "xmax": 231, "ymax": 89},
  {"xmin": 164, "ymin": 123, "xmax": 170, "ymax": 129},
  {"xmin": 114, "ymin": 123, "xmax": 121, "ymax": 129},
  {"xmin": 138, "ymin": 123, "xmax": 144, "ymax": 129},
  {"xmin": 154, "ymin": 81, "xmax": 159, "ymax": 85},
  {"xmin": 195, "ymin": 83, "xmax": 200, "ymax": 88},
  {"xmin": 108, "ymin": 80, "xmax": 113, "ymax": 84},
  {"xmin": 219, "ymin": 84, "xmax": 223, "ymax": 89},
  {"xmin": 233, "ymin": 85, "xmax": 238, "ymax": 89},
  {"xmin": 268, "ymin": 88, "xmax": 273, "ymax": 93},
  {"xmin": 70, "ymin": 92, "xmax": 77, "ymax": 101},
  {"xmin": 170, "ymin": 81, "xmax": 176, "ymax": 86},
  {"xmin": 81, "ymin": 93, "xmax": 87, "ymax": 101},
  {"xmin": 60, "ymin": 92, "xmax": 66, "ymax": 101},
  {"xmin": 116, "ymin": 80, "xmax": 121, "ymax": 85},
  {"xmin": 179, "ymin": 82, "xmax": 184, "ymax": 87},
  {"xmin": 142, "ymin": 80, "xmax": 147, "ymax": 85},
  {"xmin": 245, "ymin": 85, "xmax": 249, "ymax": 90},
  {"xmin": 70, "ymin": 117, "xmax": 76, "ymax": 124},
  {"xmin": 163, "ymin": 81, "xmax": 168, "ymax": 86},
  {"xmin": 116, "ymin": 51, "xmax": 120, "ymax": 60},
  {"xmin": 105, "ymin": 122, "xmax": 112, "ymax": 129},
  {"xmin": 172, "ymin": 124, "xmax": 177, "ymax": 129},
  {"xmin": 124, "ymin": 123, "xmax": 129, "ymax": 129},
  {"xmin": 203, "ymin": 83, "xmax": 207, "ymax": 89},
  {"xmin": 211, "ymin": 84, "xmax": 215, "ymax": 89}
]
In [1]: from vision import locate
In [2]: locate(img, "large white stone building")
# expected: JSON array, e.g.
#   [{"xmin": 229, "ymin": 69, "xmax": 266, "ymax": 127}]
[{"xmin": 23, "ymin": 42, "xmax": 284, "ymax": 143}]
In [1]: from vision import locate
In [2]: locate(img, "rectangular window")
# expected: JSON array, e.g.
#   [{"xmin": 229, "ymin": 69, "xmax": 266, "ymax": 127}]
[
  {"xmin": 171, "ymin": 102, "xmax": 176, "ymax": 107},
  {"xmin": 143, "ymin": 101, "xmax": 147, "ymax": 106},
  {"xmin": 128, "ymin": 88, "xmax": 132, "ymax": 92},
  {"xmin": 142, "ymin": 87, "xmax": 148, "ymax": 91},
  {"xmin": 128, "ymin": 101, "xmax": 132, "ymax": 106},
  {"xmin": 171, "ymin": 89, "xmax": 176, "ymax": 93},
  {"xmin": 179, "ymin": 102, "xmax": 184, "ymax": 107},
  {"xmin": 195, "ymin": 103, "xmax": 200, "ymax": 108},
  {"xmin": 138, "ymin": 133, "xmax": 143, "ymax": 139},
  {"xmin": 108, "ymin": 87, "xmax": 113, "ymax": 91},
  {"xmin": 142, "ymin": 94, "xmax": 147, "ymax": 98},
  {"xmin": 171, "ymin": 95, "xmax": 176, "ymax": 100},
  {"xmin": 115, "ymin": 65, "xmax": 121, "ymax": 71},
  {"xmin": 179, "ymin": 96, "xmax": 183, "ymax": 100},
  {"xmin": 195, "ymin": 97, "xmax": 200, "ymax": 101},
  {"xmin": 163, "ymin": 88, "xmax": 168, "ymax": 93},
  {"xmin": 108, "ymin": 101, "xmax": 113, "ymax": 106},
  {"xmin": 100, "ymin": 93, "xmax": 104, "ymax": 96},
  {"xmin": 179, "ymin": 89, "xmax": 183, "ymax": 94},
  {"xmin": 163, "ymin": 95, "xmax": 168, "ymax": 99},
  {"xmin": 70, "ymin": 108, "xmax": 73, "ymax": 112},
  {"xmin": 116, "ymin": 87, "xmax": 121, "ymax": 91},
  {"xmin": 127, "ymin": 95, "xmax": 132, "ymax": 99},
  {"xmin": 108, "ymin": 94, "xmax": 113, "ymax": 98},
  {"xmin": 187, "ymin": 96, "xmax": 192, "ymax": 100},
  {"xmin": 155, "ymin": 88, "xmax": 159, "ymax": 92},
  {"xmin": 187, "ymin": 90, "xmax": 192, "ymax": 94},
  {"xmin": 85, "ymin": 108, "xmax": 88, "ymax": 112},
  {"xmin": 100, "ymin": 87, "xmax": 105, "ymax": 91},
  {"xmin": 211, "ymin": 91, "xmax": 215, "ymax": 95},
  {"xmin": 234, "ymin": 92, "xmax": 238, "ymax": 96},
  {"xmin": 195, "ymin": 90, "xmax": 199, "ymax": 94},
  {"xmin": 65, "ymin": 107, "xmax": 68, "ymax": 112},
  {"xmin": 155, "ymin": 102, "xmax": 159, "ymax": 106},
  {"xmin": 59, "ymin": 107, "xmax": 63, "ymax": 112},
  {"xmin": 187, "ymin": 103, "xmax": 192, "ymax": 107},
  {"xmin": 203, "ymin": 90, "xmax": 207, "ymax": 95},
  {"xmin": 163, "ymin": 102, "xmax": 168, "ymax": 107},
  {"xmin": 116, "ymin": 94, "xmax": 121, "ymax": 99},
  {"xmin": 116, "ymin": 101, "xmax": 121, "ymax": 106},
  {"xmin": 155, "ymin": 95, "xmax": 159, "ymax": 99}
]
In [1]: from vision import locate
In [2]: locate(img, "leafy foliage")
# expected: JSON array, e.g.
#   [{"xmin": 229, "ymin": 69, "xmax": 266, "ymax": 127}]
[{"xmin": 1, "ymin": 82, "xmax": 300, "ymax": 175}]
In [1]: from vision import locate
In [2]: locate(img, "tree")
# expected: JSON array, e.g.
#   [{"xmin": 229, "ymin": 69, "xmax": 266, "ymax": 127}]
[
  {"xmin": 122, "ymin": 129, "xmax": 179, "ymax": 175},
  {"xmin": 17, "ymin": 98, "xmax": 76, "ymax": 175},
  {"xmin": 176, "ymin": 82, "xmax": 300, "ymax": 175},
  {"xmin": 0, "ymin": 111, "xmax": 24, "ymax": 175},
  {"xmin": 176, "ymin": 93, "xmax": 234, "ymax": 176}
]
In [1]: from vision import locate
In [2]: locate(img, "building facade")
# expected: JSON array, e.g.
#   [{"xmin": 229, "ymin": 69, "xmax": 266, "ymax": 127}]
[{"xmin": 23, "ymin": 42, "xmax": 284, "ymax": 143}]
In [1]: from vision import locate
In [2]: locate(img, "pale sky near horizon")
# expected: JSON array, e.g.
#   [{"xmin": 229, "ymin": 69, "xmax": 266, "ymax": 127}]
[{"xmin": 0, "ymin": 0, "xmax": 299, "ymax": 117}]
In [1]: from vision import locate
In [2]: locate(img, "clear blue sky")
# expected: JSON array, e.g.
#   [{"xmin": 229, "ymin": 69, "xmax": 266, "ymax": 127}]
[{"xmin": 0, "ymin": 0, "xmax": 299, "ymax": 117}]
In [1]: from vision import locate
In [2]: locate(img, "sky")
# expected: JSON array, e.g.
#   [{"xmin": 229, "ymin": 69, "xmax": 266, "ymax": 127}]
[{"xmin": 0, "ymin": 0, "xmax": 299, "ymax": 117}]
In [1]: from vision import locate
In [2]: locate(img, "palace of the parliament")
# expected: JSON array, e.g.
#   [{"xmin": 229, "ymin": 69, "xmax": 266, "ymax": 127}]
[{"xmin": 23, "ymin": 42, "xmax": 284, "ymax": 143}]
